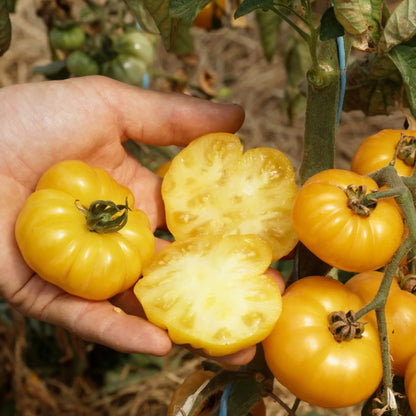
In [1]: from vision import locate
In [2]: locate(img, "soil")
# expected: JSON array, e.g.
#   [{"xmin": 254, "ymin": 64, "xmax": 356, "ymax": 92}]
[{"xmin": 0, "ymin": 1, "xmax": 406, "ymax": 415}]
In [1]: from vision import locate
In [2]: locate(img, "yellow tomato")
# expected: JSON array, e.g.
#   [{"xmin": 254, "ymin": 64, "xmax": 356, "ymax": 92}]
[
  {"xmin": 194, "ymin": 0, "xmax": 226, "ymax": 29},
  {"xmin": 292, "ymin": 169, "xmax": 404, "ymax": 272},
  {"xmin": 351, "ymin": 129, "xmax": 416, "ymax": 177},
  {"xmin": 15, "ymin": 160, "xmax": 155, "ymax": 300},
  {"xmin": 162, "ymin": 132, "xmax": 298, "ymax": 262},
  {"xmin": 346, "ymin": 271, "xmax": 416, "ymax": 376},
  {"xmin": 135, "ymin": 234, "xmax": 282, "ymax": 356},
  {"xmin": 405, "ymin": 353, "xmax": 416, "ymax": 415},
  {"xmin": 263, "ymin": 276, "xmax": 382, "ymax": 408}
]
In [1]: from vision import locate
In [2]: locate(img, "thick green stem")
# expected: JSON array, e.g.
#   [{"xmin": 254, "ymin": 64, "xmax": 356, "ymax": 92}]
[{"xmin": 299, "ymin": 39, "xmax": 340, "ymax": 184}]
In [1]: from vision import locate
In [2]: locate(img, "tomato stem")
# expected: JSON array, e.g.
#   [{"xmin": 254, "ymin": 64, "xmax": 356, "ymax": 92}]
[{"xmin": 76, "ymin": 198, "xmax": 131, "ymax": 233}]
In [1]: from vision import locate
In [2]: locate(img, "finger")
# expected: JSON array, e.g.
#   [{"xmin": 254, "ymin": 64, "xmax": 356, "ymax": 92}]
[
  {"xmin": 9, "ymin": 275, "xmax": 171, "ymax": 356},
  {"xmin": 266, "ymin": 267, "xmax": 286, "ymax": 293},
  {"xmin": 94, "ymin": 76, "xmax": 245, "ymax": 146},
  {"xmin": 196, "ymin": 345, "xmax": 257, "ymax": 367}
]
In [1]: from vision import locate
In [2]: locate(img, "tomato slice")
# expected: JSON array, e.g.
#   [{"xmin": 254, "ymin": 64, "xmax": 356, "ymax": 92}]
[
  {"xmin": 161, "ymin": 133, "xmax": 298, "ymax": 262},
  {"xmin": 134, "ymin": 234, "xmax": 282, "ymax": 356}
]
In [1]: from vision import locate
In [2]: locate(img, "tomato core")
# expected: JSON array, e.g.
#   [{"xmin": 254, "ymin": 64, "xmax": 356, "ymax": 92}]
[{"xmin": 76, "ymin": 198, "xmax": 131, "ymax": 233}]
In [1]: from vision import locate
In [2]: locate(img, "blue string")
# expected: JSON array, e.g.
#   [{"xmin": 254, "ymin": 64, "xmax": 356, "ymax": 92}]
[
  {"xmin": 335, "ymin": 27, "xmax": 346, "ymax": 129},
  {"xmin": 219, "ymin": 383, "xmax": 233, "ymax": 416}
]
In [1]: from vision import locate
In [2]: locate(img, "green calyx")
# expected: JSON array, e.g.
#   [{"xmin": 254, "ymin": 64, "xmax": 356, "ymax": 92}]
[{"xmin": 76, "ymin": 198, "xmax": 131, "ymax": 233}]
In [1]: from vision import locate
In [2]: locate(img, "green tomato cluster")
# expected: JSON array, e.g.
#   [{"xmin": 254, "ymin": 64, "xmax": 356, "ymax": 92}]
[{"xmin": 49, "ymin": 26, "xmax": 155, "ymax": 87}]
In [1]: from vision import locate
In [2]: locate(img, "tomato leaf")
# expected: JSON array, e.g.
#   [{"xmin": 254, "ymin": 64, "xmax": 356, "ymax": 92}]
[
  {"xmin": 169, "ymin": 0, "xmax": 210, "ymax": 25},
  {"xmin": 255, "ymin": 8, "xmax": 281, "ymax": 62},
  {"xmin": 332, "ymin": 0, "xmax": 383, "ymax": 48},
  {"xmin": 343, "ymin": 53, "xmax": 401, "ymax": 116},
  {"xmin": 379, "ymin": 0, "xmax": 416, "ymax": 52},
  {"xmin": 234, "ymin": 0, "xmax": 273, "ymax": 19},
  {"xmin": 124, "ymin": 0, "xmax": 180, "ymax": 51},
  {"xmin": 319, "ymin": 6, "xmax": 344, "ymax": 41},
  {"xmin": 387, "ymin": 37, "xmax": 416, "ymax": 118},
  {"xmin": 332, "ymin": 0, "xmax": 368, "ymax": 35},
  {"xmin": 0, "ymin": 0, "xmax": 12, "ymax": 56},
  {"xmin": 226, "ymin": 379, "xmax": 264, "ymax": 416}
]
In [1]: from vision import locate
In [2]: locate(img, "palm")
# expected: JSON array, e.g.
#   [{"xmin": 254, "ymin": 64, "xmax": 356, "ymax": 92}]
[{"xmin": 0, "ymin": 76, "xmax": 252, "ymax": 363}]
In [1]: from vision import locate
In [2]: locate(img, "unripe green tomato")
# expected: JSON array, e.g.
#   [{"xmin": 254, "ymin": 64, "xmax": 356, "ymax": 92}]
[
  {"xmin": 49, "ymin": 26, "xmax": 86, "ymax": 51},
  {"xmin": 113, "ymin": 31, "xmax": 155, "ymax": 66},
  {"xmin": 66, "ymin": 50, "xmax": 99, "ymax": 77},
  {"xmin": 101, "ymin": 54, "xmax": 147, "ymax": 86}
]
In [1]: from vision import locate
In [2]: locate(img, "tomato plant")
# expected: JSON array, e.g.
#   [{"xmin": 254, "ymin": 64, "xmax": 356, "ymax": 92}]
[
  {"xmin": 161, "ymin": 132, "xmax": 298, "ymax": 262},
  {"xmin": 351, "ymin": 129, "xmax": 416, "ymax": 177},
  {"xmin": 263, "ymin": 275, "xmax": 383, "ymax": 408},
  {"xmin": 292, "ymin": 169, "xmax": 405, "ymax": 272},
  {"xmin": 167, "ymin": 369, "xmax": 266, "ymax": 416},
  {"xmin": 134, "ymin": 234, "xmax": 282, "ymax": 356},
  {"xmin": 405, "ymin": 353, "xmax": 416, "ymax": 415},
  {"xmin": 346, "ymin": 271, "xmax": 416, "ymax": 376},
  {"xmin": 15, "ymin": 160, "xmax": 155, "ymax": 300}
]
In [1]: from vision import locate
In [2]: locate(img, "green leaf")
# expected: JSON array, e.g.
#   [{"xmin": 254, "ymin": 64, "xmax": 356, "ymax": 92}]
[
  {"xmin": 332, "ymin": 0, "xmax": 383, "ymax": 46},
  {"xmin": 333, "ymin": 0, "xmax": 368, "ymax": 35},
  {"xmin": 124, "ymin": 0, "xmax": 179, "ymax": 51},
  {"xmin": 320, "ymin": 7, "xmax": 344, "ymax": 41},
  {"xmin": 32, "ymin": 60, "xmax": 70, "ymax": 80},
  {"xmin": 379, "ymin": 0, "xmax": 416, "ymax": 52},
  {"xmin": 0, "ymin": 0, "xmax": 11, "ymax": 56},
  {"xmin": 388, "ymin": 37, "xmax": 416, "ymax": 118},
  {"xmin": 170, "ymin": 0, "xmax": 210, "ymax": 25},
  {"xmin": 234, "ymin": 0, "xmax": 273, "ymax": 19},
  {"xmin": 226, "ymin": 379, "xmax": 264, "ymax": 416},
  {"xmin": 165, "ymin": 19, "xmax": 194, "ymax": 54},
  {"xmin": 255, "ymin": 8, "xmax": 281, "ymax": 62},
  {"xmin": 343, "ymin": 53, "xmax": 401, "ymax": 116}
]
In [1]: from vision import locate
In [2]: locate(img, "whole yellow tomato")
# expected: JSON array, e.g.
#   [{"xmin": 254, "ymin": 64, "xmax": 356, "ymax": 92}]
[
  {"xmin": 194, "ymin": 0, "xmax": 226, "ymax": 29},
  {"xmin": 162, "ymin": 132, "xmax": 298, "ymax": 262},
  {"xmin": 292, "ymin": 169, "xmax": 404, "ymax": 272},
  {"xmin": 351, "ymin": 129, "xmax": 416, "ymax": 177},
  {"xmin": 346, "ymin": 271, "xmax": 416, "ymax": 376},
  {"xmin": 135, "ymin": 234, "xmax": 282, "ymax": 356},
  {"xmin": 263, "ymin": 276, "xmax": 382, "ymax": 408},
  {"xmin": 15, "ymin": 160, "xmax": 155, "ymax": 300},
  {"xmin": 405, "ymin": 353, "xmax": 416, "ymax": 415}
]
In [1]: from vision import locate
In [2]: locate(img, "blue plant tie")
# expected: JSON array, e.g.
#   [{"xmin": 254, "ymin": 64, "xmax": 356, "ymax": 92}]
[
  {"xmin": 336, "ymin": 29, "xmax": 346, "ymax": 128},
  {"xmin": 142, "ymin": 72, "xmax": 150, "ymax": 89},
  {"xmin": 219, "ymin": 383, "xmax": 233, "ymax": 416}
]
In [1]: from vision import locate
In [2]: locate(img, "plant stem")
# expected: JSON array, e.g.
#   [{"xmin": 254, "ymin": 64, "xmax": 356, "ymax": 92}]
[{"xmin": 299, "ymin": 38, "xmax": 340, "ymax": 184}]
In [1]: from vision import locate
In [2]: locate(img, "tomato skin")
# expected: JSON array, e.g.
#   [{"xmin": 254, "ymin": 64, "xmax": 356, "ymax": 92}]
[
  {"xmin": 49, "ymin": 26, "xmax": 85, "ymax": 51},
  {"xmin": 15, "ymin": 160, "xmax": 155, "ymax": 300},
  {"xmin": 66, "ymin": 50, "xmax": 99, "ymax": 77},
  {"xmin": 101, "ymin": 54, "xmax": 147, "ymax": 87},
  {"xmin": 405, "ymin": 353, "xmax": 416, "ymax": 415},
  {"xmin": 346, "ymin": 271, "xmax": 416, "ymax": 376},
  {"xmin": 292, "ymin": 169, "xmax": 404, "ymax": 272},
  {"xmin": 194, "ymin": 0, "xmax": 226, "ymax": 29},
  {"xmin": 351, "ymin": 129, "xmax": 416, "ymax": 177},
  {"xmin": 263, "ymin": 276, "xmax": 382, "ymax": 408},
  {"xmin": 112, "ymin": 31, "xmax": 155, "ymax": 66}
]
